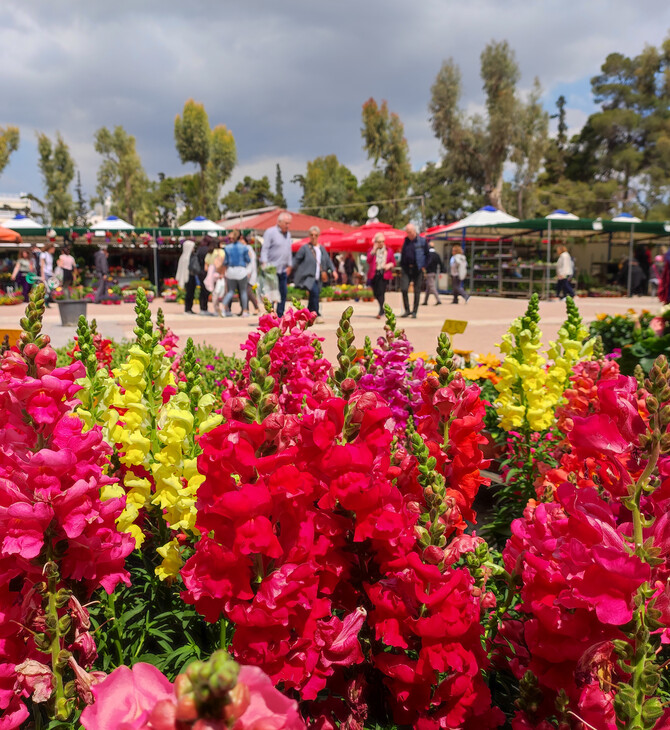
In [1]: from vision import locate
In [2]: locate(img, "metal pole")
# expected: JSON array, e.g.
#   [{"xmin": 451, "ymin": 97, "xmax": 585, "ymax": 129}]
[
  {"xmin": 627, "ymin": 225, "xmax": 634, "ymax": 297},
  {"xmin": 545, "ymin": 220, "xmax": 552, "ymax": 300},
  {"xmin": 153, "ymin": 230, "xmax": 159, "ymax": 293},
  {"xmin": 420, "ymin": 195, "xmax": 426, "ymax": 233}
]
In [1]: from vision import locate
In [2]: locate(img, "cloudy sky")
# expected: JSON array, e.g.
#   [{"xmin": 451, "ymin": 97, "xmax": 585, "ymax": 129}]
[{"xmin": 1, "ymin": 1, "xmax": 669, "ymax": 212}]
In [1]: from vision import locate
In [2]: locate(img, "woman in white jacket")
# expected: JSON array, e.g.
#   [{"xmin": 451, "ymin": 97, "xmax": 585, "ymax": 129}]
[
  {"xmin": 556, "ymin": 245, "xmax": 575, "ymax": 299},
  {"xmin": 449, "ymin": 245, "xmax": 469, "ymax": 304}
]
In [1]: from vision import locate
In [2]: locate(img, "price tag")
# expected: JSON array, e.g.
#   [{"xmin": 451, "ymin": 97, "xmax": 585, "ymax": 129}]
[{"xmin": 441, "ymin": 319, "xmax": 468, "ymax": 335}]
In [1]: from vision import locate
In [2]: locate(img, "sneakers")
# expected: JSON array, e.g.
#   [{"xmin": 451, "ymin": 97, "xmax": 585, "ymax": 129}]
[
  {"xmin": 185, "ymin": 310, "xmax": 196, "ymax": 315},
  {"xmin": 401, "ymin": 312, "xmax": 411, "ymax": 318},
  {"xmin": 222, "ymin": 310, "xmax": 233, "ymax": 318},
  {"xmin": 411, "ymin": 313, "xmax": 417, "ymax": 319},
  {"xmin": 315, "ymin": 316, "xmax": 325, "ymax": 324},
  {"xmin": 242, "ymin": 312, "xmax": 250, "ymax": 318}
]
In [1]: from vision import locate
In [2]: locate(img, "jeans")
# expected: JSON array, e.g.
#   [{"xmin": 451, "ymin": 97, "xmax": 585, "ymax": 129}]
[
  {"xmin": 556, "ymin": 277, "xmax": 575, "ymax": 299},
  {"xmin": 199, "ymin": 275, "xmax": 210, "ymax": 312},
  {"xmin": 95, "ymin": 275, "xmax": 107, "ymax": 303},
  {"xmin": 223, "ymin": 276, "xmax": 248, "ymax": 312},
  {"xmin": 452, "ymin": 276, "xmax": 468, "ymax": 303},
  {"xmin": 371, "ymin": 273, "xmax": 387, "ymax": 314},
  {"xmin": 184, "ymin": 275, "xmax": 197, "ymax": 312},
  {"xmin": 400, "ymin": 268, "xmax": 423, "ymax": 314},
  {"xmin": 423, "ymin": 272, "xmax": 441, "ymax": 304},
  {"xmin": 277, "ymin": 271, "xmax": 288, "ymax": 316},
  {"xmin": 307, "ymin": 280, "xmax": 321, "ymax": 314}
]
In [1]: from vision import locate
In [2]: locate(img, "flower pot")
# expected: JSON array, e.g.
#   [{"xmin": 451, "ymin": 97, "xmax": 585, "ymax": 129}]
[{"xmin": 57, "ymin": 299, "xmax": 88, "ymax": 326}]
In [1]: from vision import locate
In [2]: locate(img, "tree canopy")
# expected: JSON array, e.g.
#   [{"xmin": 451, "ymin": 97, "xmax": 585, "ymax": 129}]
[
  {"xmin": 36, "ymin": 132, "xmax": 75, "ymax": 225},
  {"xmin": 0, "ymin": 126, "xmax": 20, "ymax": 179}
]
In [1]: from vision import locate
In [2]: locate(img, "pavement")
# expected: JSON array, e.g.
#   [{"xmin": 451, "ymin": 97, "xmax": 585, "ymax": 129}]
[{"xmin": 0, "ymin": 293, "xmax": 662, "ymax": 363}]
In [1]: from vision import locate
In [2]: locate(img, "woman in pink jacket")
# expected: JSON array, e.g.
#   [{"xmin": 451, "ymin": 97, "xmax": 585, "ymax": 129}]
[{"xmin": 367, "ymin": 234, "xmax": 396, "ymax": 319}]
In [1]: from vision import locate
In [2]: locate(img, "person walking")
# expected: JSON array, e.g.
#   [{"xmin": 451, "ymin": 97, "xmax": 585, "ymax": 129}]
[
  {"xmin": 292, "ymin": 226, "xmax": 333, "ymax": 322},
  {"xmin": 423, "ymin": 243, "xmax": 445, "ymax": 305},
  {"xmin": 555, "ymin": 245, "xmax": 575, "ymax": 299},
  {"xmin": 93, "ymin": 246, "xmax": 109, "ymax": 304},
  {"xmin": 176, "ymin": 240, "xmax": 197, "ymax": 313},
  {"xmin": 260, "ymin": 212, "xmax": 292, "ymax": 316},
  {"xmin": 39, "ymin": 243, "xmax": 57, "ymax": 307},
  {"xmin": 367, "ymin": 234, "xmax": 395, "ymax": 319},
  {"xmin": 196, "ymin": 237, "xmax": 216, "ymax": 315},
  {"xmin": 221, "ymin": 232, "xmax": 251, "ymax": 317},
  {"xmin": 11, "ymin": 250, "xmax": 34, "ymax": 302},
  {"xmin": 244, "ymin": 233, "xmax": 260, "ymax": 315},
  {"xmin": 399, "ymin": 223, "xmax": 429, "ymax": 318},
  {"xmin": 344, "ymin": 252, "xmax": 358, "ymax": 285},
  {"xmin": 449, "ymin": 245, "xmax": 469, "ymax": 304},
  {"xmin": 57, "ymin": 246, "xmax": 77, "ymax": 287}
]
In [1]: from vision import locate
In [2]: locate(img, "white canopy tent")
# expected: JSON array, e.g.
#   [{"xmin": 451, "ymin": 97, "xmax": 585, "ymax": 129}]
[
  {"xmin": 91, "ymin": 215, "xmax": 135, "ymax": 231},
  {"xmin": 2, "ymin": 214, "xmax": 44, "ymax": 230},
  {"xmin": 443, "ymin": 205, "xmax": 520, "ymax": 232},
  {"xmin": 178, "ymin": 216, "xmax": 225, "ymax": 232}
]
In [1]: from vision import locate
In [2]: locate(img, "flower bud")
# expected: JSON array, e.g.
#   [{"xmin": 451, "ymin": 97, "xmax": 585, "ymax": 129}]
[
  {"xmin": 224, "ymin": 681, "xmax": 250, "ymax": 723},
  {"xmin": 23, "ymin": 343, "xmax": 39, "ymax": 359},
  {"xmin": 423, "ymin": 545, "xmax": 444, "ymax": 564}
]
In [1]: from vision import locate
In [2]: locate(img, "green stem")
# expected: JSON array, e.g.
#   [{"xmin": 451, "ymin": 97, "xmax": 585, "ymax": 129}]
[
  {"xmin": 46, "ymin": 577, "xmax": 66, "ymax": 717},
  {"xmin": 631, "ymin": 442, "xmax": 659, "ymax": 556},
  {"xmin": 107, "ymin": 591, "xmax": 125, "ymax": 667},
  {"xmin": 219, "ymin": 618, "xmax": 227, "ymax": 650}
]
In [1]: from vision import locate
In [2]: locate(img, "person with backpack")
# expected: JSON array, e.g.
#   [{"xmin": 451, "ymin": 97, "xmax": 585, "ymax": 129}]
[
  {"xmin": 423, "ymin": 243, "xmax": 445, "ymax": 305},
  {"xmin": 449, "ymin": 245, "xmax": 469, "ymax": 304}
]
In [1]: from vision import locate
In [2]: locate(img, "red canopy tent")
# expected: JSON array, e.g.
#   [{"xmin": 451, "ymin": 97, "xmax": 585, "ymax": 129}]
[
  {"xmin": 0, "ymin": 228, "xmax": 22, "ymax": 243},
  {"xmin": 335, "ymin": 222, "xmax": 406, "ymax": 253}
]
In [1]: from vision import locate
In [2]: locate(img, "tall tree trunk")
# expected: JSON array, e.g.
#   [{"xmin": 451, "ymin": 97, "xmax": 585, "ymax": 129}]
[{"xmin": 488, "ymin": 173, "xmax": 505, "ymax": 211}]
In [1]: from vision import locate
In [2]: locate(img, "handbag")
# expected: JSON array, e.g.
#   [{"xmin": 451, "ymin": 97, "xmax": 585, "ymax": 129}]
[{"xmin": 321, "ymin": 270, "xmax": 329, "ymax": 283}]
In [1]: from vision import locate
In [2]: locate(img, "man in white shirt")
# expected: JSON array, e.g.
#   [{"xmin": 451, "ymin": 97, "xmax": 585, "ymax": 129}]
[{"xmin": 260, "ymin": 212, "xmax": 292, "ymax": 316}]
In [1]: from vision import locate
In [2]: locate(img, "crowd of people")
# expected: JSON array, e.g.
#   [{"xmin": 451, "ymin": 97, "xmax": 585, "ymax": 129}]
[
  {"xmin": 174, "ymin": 214, "xmax": 476, "ymax": 322},
  {"xmin": 9, "ymin": 243, "xmax": 78, "ymax": 306}
]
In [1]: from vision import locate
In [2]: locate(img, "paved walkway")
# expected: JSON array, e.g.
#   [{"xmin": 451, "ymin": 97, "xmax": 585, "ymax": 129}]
[{"xmin": 0, "ymin": 293, "xmax": 662, "ymax": 362}]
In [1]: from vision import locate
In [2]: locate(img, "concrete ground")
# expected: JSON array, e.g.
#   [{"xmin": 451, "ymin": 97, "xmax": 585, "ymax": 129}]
[{"xmin": 0, "ymin": 292, "xmax": 662, "ymax": 363}]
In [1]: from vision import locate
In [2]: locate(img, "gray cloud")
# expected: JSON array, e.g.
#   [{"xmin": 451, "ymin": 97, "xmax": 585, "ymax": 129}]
[{"xmin": 1, "ymin": 0, "xmax": 669, "ymax": 210}]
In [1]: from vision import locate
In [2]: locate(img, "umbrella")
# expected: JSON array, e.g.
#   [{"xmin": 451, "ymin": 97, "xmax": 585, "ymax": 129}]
[
  {"xmin": 178, "ymin": 216, "xmax": 225, "ymax": 232},
  {"xmin": 2, "ymin": 214, "xmax": 44, "ymax": 230},
  {"xmin": 546, "ymin": 209, "xmax": 579, "ymax": 220},
  {"xmin": 336, "ymin": 221, "xmax": 406, "ymax": 253},
  {"xmin": 91, "ymin": 215, "xmax": 135, "ymax": 231},
  {"xmin": 426, "ymin": 206, "xmax": 520, "ymax": 239},
  {"xmin": 0, "ymin": 227, "xmax": 22, "ymax": 243}
]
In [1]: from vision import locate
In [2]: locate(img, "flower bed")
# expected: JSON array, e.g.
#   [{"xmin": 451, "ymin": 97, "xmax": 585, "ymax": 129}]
[
  {"xmin": 1, "ymin": 288, "xmax": 669, "ymax": 729},
  {"xmin": 0, "ymin": 289, "xmax": 23, "ymax": 305}
]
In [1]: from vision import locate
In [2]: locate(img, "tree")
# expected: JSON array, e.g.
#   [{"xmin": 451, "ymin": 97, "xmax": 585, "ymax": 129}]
[
  {"xmin": 275, "ymin": 164, "xmax": 287, "ymax": 208},
  {"xmin": 293, "ymin": 155, "xmax": 364, "ymax": 222},
  {"xmin": 174, "ymin": 100, "xmax": 237, "ymax": 218},
  {"xmin": 361, "ymin": 99, "xmax": 411, "ymax": 226},
  {"xmin": 429, "ymin": 40, "xmax": 520, "ymax": 209},
  {"xmin": 148, "ymin": 173, "xmax": 187, "ymax": 227},
  {"xmin": 94, "ymin": 125, "xmax": 150, "ymax": 225},
  {"xmin": 220, "ymin": 176, "xmax": 281, "ymax": 213},
  {"xmin": 509, "ymin": 79, "xmax": 549, "ymax": 217},
  {"xmin": 409, "ymin": 161, "xmax": 475, "ymax": 227},
  {"xmin": 543, "ymin": 95, "xmax": 569, "ymax": 184},
  {"xmin": 36, "ymin": 132, "xmax": 75, "ymax": 225},
  {"xmin": 73, "ymin": 171, "xmax": 88, "ymax": 227},
  {"xmin": 0, "ymin": 126, "xmax": 19, "ymax": 178}
]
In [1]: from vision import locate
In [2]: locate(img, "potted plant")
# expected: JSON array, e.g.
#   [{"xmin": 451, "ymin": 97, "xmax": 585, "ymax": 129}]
[{"xmin": 54, "ymin": 286, "xmax": 88, "ymax": 326}]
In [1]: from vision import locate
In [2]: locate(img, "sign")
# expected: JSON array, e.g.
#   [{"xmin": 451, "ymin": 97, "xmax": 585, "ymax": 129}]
[{"xmin": 441, "ymin": 319, "xmax": 468, "ymax": 336}]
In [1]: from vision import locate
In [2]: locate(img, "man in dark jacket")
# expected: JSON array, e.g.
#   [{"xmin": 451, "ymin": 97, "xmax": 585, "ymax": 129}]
[
  {"xmin": 292, "ymin": 226, "xmax": 333, "ymax": 322},
  {"xmin": 93, "ymin": 246, "xmax": 109, "ymax": 303},
  {"xmin": 399, "ymin": 223, "xmax": 429, "ymax": 318},
  {"xmin": 196, "ymin": 237, "xmax": 216, "ymax": 314},
  {"xmin": 423, "ymin": 244, "xmax": 445, "ymax": 305}
]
